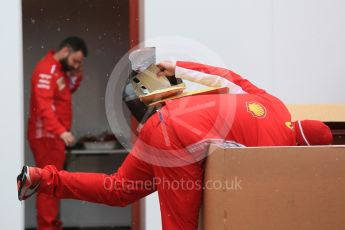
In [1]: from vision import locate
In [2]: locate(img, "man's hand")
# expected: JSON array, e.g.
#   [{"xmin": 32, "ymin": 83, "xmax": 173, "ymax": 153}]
[
  {"xmin": 60, "ymin": 131, "xmax": 75, "ymax": 146},
  {"xmin": 67, "ymin": 66, "xmax": 83, "ymax": 93},
  {"xmin": 157, "ymin": 61, "xmax": 176, "ymax": 77}
]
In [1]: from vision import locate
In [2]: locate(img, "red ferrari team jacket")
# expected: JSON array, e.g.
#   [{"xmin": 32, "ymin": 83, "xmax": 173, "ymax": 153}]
[
  {"xmin": 28, "ymin": 51, "xmax": 82, "ymax": 140},
  {"xmin": 163, "ymin": 61, "xmax": 296, "ymax": 149}
]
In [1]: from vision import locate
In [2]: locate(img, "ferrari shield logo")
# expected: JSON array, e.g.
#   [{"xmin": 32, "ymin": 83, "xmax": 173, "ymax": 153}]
[
  {"xmin": 285, "ymin": 121, "xmax": 293, "ymax": 130},
  {"xmin": 56, "ymin": 77, "xmax": 66, "ymax": 91}
]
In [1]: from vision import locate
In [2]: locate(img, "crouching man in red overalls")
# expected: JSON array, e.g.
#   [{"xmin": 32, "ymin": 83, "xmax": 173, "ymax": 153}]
[{"xmin": 18, "ymin": 61, "xmax": 332, "ymax": 230}]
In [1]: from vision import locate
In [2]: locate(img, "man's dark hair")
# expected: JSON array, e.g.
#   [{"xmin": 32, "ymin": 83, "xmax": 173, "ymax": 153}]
[{"xmin": 59, "ymin": 36, "xmax": 88, "ymax": 57}]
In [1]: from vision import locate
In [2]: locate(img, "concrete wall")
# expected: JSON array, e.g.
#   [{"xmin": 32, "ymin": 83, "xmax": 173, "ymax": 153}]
[
  {"xmin": 142, "ymin": 0, "xmax": 345, "ymax": 229},
  {"xmin": 22, "ymin": 0, "xmax": 131, "ymax": 227}
]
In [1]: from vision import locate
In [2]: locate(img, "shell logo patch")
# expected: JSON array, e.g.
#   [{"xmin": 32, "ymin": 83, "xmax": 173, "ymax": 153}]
[{"xmin": 246, "ymin": 102, "xmax": 267, "ymax": 118}]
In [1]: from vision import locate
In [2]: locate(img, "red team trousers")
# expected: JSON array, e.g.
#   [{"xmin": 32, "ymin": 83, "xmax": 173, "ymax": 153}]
[{"xmin": 29, "ymin": 138, "xmax": 66, "ymax": 230}]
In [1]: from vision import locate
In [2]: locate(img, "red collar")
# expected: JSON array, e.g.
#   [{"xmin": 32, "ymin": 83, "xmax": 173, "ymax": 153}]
[{"xmin": 46, "ymin": 50, "xmax": 62, "ymax": 70}]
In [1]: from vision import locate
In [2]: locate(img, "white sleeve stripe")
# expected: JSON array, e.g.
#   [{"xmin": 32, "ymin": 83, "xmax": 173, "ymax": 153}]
[
  {"xmin": 38, "ymin": 79, "xmax": 50, "ymax": 84},
  {"xmin": 37, "ymin": 84, "xmax": 50, "ymax": 89},
  {"xmin": 39, "ymin": 74, "xmax": 52, "ymax": 79},
  {"xmin": 175, "ymin": 66, "xmax": 247, "ymax": 94},
  {"xmin": 50, "ymin": 65, "xmax": 56, "ymax": 74}
]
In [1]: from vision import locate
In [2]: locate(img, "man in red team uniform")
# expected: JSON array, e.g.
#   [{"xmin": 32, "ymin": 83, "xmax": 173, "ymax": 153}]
[
  {"xmin": 27, "ymin": 36, "xmax": 88, "ymax": 230},
  {"xmin": 19, "ymin": 60, "xmax": 332, "ymax": 230}
]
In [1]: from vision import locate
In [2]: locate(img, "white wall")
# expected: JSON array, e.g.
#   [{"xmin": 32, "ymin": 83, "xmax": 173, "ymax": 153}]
[
  {"xmin": 142, "ymin": 193, "xmax": 161, "ymax": 230},
  {"xmin": 273, "ymin": 0, "xmax": 345, "ymax": 103},
  {"xmin": 143, "ymin": 0, "xmax": 345, "ymax": 104},
  {"xmin": 142, "ymin": 0, "xmax": 345, "ymax": 229},
  {"xmin": 0, "ymin": 0, "xmax": 24, "ymax": 229}
]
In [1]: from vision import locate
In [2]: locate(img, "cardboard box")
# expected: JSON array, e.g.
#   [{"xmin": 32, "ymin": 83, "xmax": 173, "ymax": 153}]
[{"xmin": 203, "ymin": 145, "xmax": 345, "ymax": 230}]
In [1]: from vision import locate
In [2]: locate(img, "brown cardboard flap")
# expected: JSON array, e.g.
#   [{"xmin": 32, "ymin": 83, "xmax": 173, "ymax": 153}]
[
  {"xmin": 287, "ymin": 104, "xmax": 345, "ymax": 122},
  {"xmin": 203, "ymin": 145, "xmax": 345, "ymax": 230}
]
